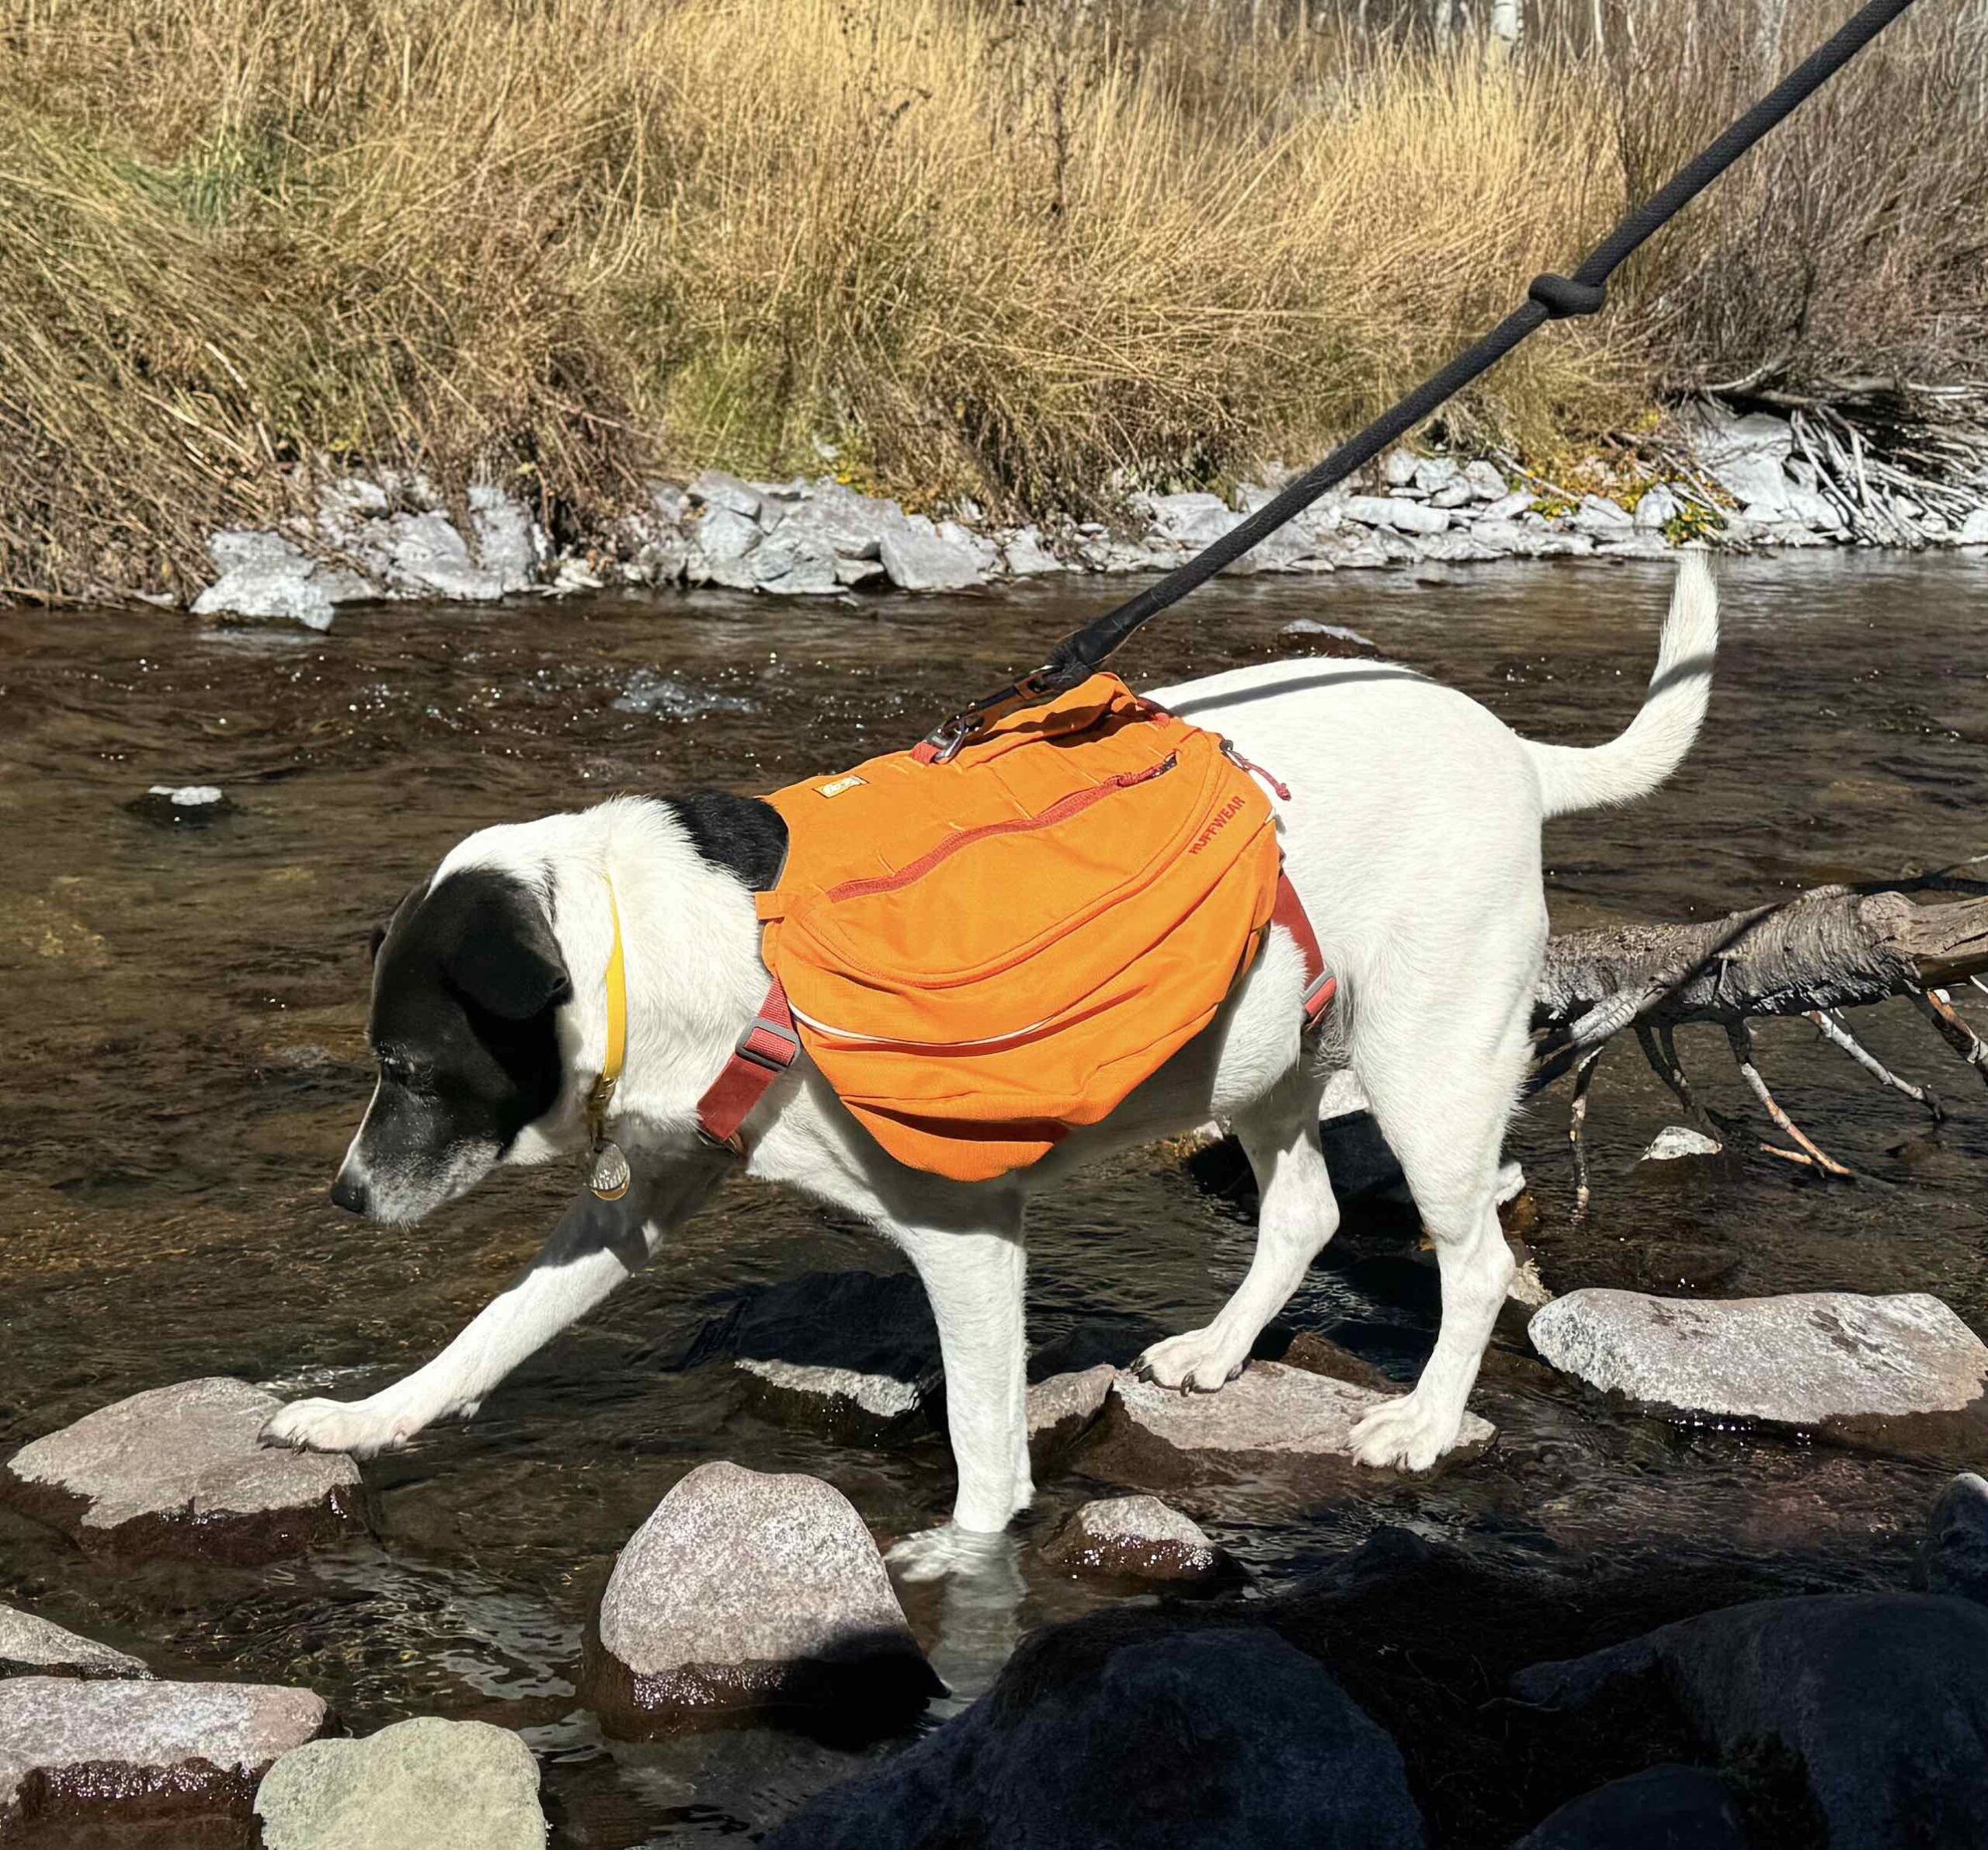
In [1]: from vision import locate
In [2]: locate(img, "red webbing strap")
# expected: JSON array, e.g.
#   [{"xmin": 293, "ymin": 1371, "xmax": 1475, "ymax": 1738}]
[
  {"xmin": 1274, "ymin": 871, "xmax": 1338, "ymax": 1028},
  {"xmin": 696, "ymin": 976, "xmax": 801, "ymax": 1153}
]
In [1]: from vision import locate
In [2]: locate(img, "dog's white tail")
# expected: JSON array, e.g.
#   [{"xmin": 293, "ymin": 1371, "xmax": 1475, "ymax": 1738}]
[{"xmin": 1523, "ymin": 553, "xmax": 1719, "ymax": 819}]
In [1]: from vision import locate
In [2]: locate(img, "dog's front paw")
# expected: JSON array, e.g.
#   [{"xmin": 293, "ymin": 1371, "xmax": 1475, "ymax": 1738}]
[
  {"xmin": 259, "ymin": 1395, "xmax": 423, "ymax": 1459},
  {"xmin": 1131, "ymin": 1328, "xmax": 1248, "ymax": 1395},
  {"xmin": 1348, "ymin": 1392, "xmax": 1455, "ymax": 1472}
]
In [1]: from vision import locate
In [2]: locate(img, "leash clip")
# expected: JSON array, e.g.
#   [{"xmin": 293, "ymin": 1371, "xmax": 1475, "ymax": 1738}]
[{"xmin": 921, "ymin": 663, "xmax": 1064, "ymax": 763}]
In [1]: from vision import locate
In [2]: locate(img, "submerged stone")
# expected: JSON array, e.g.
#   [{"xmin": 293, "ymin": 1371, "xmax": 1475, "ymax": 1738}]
[
  {"xmin": 0, "ymin": 1605, "xmax": 150, "ymax": 1680},
  {"xmin": 255, "ymin": 1716, "xmax": 545, "ymax": 1850},
  {"xmin": 1914, "ymin": 1473, "xmax": 1988, "ymax": 1607},
  {"xmin": 583, "ymin": 1461, "xmax": 940, "ymax": 1737},
  {"xmin": 1512, "ymin": 1764, "xmax": 1748, "ymax": 1850},
  {"xmin": 1527, "ymin": 1289, "xmax": 1988, "ymax": 1448},
  {"xmin": 3, "ymin": 1377, "xmax": 363, "ymax": 1563},
  {"xmin": 1042, "ymin": 1495, "xmax": 1225, "ymax": 1584},
  {"xmin": 0, "ymin": 1675, "xmax": 328, "ymax": 1840}
]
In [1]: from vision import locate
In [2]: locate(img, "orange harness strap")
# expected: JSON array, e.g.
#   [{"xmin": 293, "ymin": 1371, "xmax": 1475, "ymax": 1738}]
[{"xmin": 693, "ymin": 872, "xmax": 1334, "ymax": 1156}]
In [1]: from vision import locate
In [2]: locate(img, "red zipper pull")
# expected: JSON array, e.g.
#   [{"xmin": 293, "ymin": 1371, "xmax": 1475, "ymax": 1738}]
[{"xmin": 1222, "ymin": 739, "xmax": 1291, "ymax": 802}]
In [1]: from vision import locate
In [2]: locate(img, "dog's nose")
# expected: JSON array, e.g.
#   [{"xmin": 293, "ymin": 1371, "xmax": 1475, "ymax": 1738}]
[{"xmin": 329, "ymin": 1167, "xmax": 370, "ymax": 1216}]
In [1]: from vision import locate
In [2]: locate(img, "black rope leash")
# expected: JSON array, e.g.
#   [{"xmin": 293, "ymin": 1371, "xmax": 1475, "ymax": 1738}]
[{"xmin": 923, "ymin": 0, "xmax": 1924, "ymax": 760}]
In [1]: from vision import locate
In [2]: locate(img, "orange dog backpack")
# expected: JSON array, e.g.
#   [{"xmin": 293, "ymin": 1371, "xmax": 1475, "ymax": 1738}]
[{"xmin": 693, "ymin": 673, "xmax": 1333, "ymax": 1181}]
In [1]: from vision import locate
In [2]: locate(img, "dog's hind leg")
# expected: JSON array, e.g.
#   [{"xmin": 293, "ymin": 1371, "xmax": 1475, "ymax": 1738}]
[
  {"xmin": 1347, "ymin": 980, "xmax": 1530, "ymax": 1472},
  {"xmin": 1135, "ymin": 1066, "xmax": 1337, "ymax": 1393},
  {"xmin": 886, "ymin": 1215, "xmax": 1030, "ymax": 1577}
]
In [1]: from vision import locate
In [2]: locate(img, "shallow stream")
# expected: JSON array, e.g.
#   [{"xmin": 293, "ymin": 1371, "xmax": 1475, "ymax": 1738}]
[{"xmin": 3, "ymin": 551, "xmax": 1986, "ymax": 1844}]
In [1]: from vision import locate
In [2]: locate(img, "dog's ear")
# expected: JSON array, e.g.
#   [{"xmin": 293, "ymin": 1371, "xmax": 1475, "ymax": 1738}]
[{"xmin": 446, "ymin": 887, "xmax": 572, "ymax": 1021}]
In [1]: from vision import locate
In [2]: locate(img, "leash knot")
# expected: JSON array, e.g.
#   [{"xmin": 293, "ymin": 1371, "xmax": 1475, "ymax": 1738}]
[{"xmin": 1527, "ymin": 273, "xmax": 1607, "ymax": 319}]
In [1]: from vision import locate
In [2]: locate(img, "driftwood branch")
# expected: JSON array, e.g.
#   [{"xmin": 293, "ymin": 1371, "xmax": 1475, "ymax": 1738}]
[{"xmin": 1527, "ymin": 878, "xmax": 1988, "ymax": 1194}]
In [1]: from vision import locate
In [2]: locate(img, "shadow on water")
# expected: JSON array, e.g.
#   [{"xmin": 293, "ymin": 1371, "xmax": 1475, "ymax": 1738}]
[{"xmin": 2, "ymin": 551, "xmax": 1986, "ymax": 1842}]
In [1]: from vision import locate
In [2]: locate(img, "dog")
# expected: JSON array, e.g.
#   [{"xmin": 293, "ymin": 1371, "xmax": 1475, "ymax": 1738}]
[{"xmin": 261, "ymin": 555, "xmax": 1717, "ymax": 1573}]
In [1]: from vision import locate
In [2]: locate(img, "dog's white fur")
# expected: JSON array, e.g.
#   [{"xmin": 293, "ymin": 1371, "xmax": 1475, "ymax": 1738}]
[{"xmin": 266, "ymin": 557, "xmax": 1717, "ymax": 1569}]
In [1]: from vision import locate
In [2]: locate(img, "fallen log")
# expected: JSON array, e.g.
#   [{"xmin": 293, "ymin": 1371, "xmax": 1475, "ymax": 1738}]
[{"xmin": 1527, "ymin": 875, "xmax": 1988, "ymax": 1202}]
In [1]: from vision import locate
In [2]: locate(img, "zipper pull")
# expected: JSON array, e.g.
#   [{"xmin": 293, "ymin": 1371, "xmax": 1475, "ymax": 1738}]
[{"xmin": 1222, "ymin": 739, "xmax": 1291, "ymax": 802}]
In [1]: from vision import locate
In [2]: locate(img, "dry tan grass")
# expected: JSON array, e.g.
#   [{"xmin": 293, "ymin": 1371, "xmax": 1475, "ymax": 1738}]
[{"xmin": 0, "ymin": 0, "xmax": 1979, "ymax": 597}]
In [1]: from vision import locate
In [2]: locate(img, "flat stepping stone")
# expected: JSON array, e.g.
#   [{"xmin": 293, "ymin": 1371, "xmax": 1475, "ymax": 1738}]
[
  {"xmin": 1025, "ymin": 1364, "xmax": 1116, "ymax": 1465},
  {"xmin": 255, "ymin": 1716, "xmax": 545, "ymax": 1850},
  {"xmin": 1079, "ymin": 1362, "xmax": 1493, "ymax": 1490},
  {"xmin": 582, "ymin": 1461, "xmax": 941, "ymax": 1738},
  {"xmin": 0, "ymin": 1675, "xmax": 328, "ymax": 1839},
  {"xmin": 1528, "ymin": 1290, "xmax": 1988, "ymax": 1451},
  {"xmin": 1042, "ymin": 1495, "xmax": 1227, "ymax": 1584},
  {"xmin": 4, "ymin": 1377, "xmax": 363, "ymax": 1563},
  {"xmin": 0, "ymin": 1604, "xmax": 150, "ymax": 1680}
]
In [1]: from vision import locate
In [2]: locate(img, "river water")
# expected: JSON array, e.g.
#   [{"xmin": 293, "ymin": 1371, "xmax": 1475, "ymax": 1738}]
[{"xmin": 2, "ymin": 551, "xmax": 1986, "ymax": 1845}]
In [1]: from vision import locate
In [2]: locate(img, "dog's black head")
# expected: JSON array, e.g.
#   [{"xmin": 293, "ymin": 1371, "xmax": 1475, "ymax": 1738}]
[{"xmin": 333, "ymin": 870, "xmax": 572, "ymax": 1225}]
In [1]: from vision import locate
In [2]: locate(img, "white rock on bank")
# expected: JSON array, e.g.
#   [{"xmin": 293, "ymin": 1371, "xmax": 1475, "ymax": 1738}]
[
  {"xmin": 255, "ymin": 1716, "xmax": 545, "ymax": 1850},
  {"xmin": 584, "ymin": 1460, "xmax": 941, "ymax": 1734},
  {"xmin": 0, "ymin": 1605, "xmax": 150, "ymax": 1680},
  {"xmin": 1957, "ymin": 508, "xmax": 1988, "ymax": 546},
  {"xmin": 1573, "ymin": 494, "xmax": 1634, "ymax": 534},
  {"xmin": 1462, "ymin": 461, "xmax": 1508, "ymax": 502},
  {"xmin": 1341, "ymin": 496, "xmax": 1448, "ymax": 536},
  {"xmin": 4, "ymin": 1377, "xmax": 361, "ymax": 1562},
  {"xmin": 0, "ymin": 1677, "xmax": 328, "ymax": 1835},
  {"xmin": 1528, "ymin": 1289, "xmax": 1988, "ymax": 1427},
  {"xmin": 1001, "ymin": 526, "xmax": 1063, "ymax": 576},
  {"xmin": 1642, "ymin": 1125, "xmax": 1723, "ymax": 1162},
  {"xmin": 1634, "ymin": 484, "xmax": 1682, "ymax": 531},
  {"xmin": 192, "ymin": 531, "xmax": 372, "ymax": 630}
]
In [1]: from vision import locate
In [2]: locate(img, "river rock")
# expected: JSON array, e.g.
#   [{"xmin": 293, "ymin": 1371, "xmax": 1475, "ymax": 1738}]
[
  {"xmin": 1462, "ymin": 460, "xmax": 1508, "ymax": 502},
  {"xmin": 1957, "ymin": 507, "xmax": 1988, "ymax": 546},
  {"xmin": 0, "ymin": 1675, "xmax": 328, "ymax": 1839},
  {"xmin": 1914, "ymin": 1473, "xmax": 1988, "ymax": 1606},
  {"xmin": 688, "ymin": 470, "xmax": 763, "ymax": 518},
  {"xmin": 0, "ymin": 1605, "xmax": 149, "ymax": 1680},
  {"xmin": 255, "ymin": 1716, "xmax": 544, "ymax": 1850},
  {"xmin": 1380, "ymin": 446, "xmax": 1420, "ymax": 488},
  {"xmin": 748, "ymin": 530, "xmax": 842, "ymax": 596},
  {"xmin": 1411, "ymin": 457, "xmax": 1458, "ymax": 496},
  {"xmin": 682, "ymin": 1270, "xmax": 941, "ymax": 1441},
  {"xmin": 1573, "ymin": 494, "xmax": 1632, "ymax": 534},
  {"xmin": 1512, "ymin": 1763, "xmax": 1747, "ymax": 1850},
  {"xmin": 1342, "ymin": 495, "xmax": 1448, "ymax": 536},
  {"xmin": 1512, "ymin": 1592, "xmax": 1988, "ymax": 1847},
  {"xmin": 1139, "ymin": 492, "xmax": 1236, "ymax": 548},
  {"xmin": 193, "ymin": 530, "xmax": 373, "ymax": 629},
  {"xmin": 4, "ymin": 1377, "xmax": 362, "ymax": 1562},
  {"xmin": 1640, "ymin": 1124, "xmax": 1722, "ymax": 1162},
  {"xmin": 128, "ymin": 783, "xmax": 234, "ymax": 826},
  {"xmin": 1081, "ymin": 1362, "xmax": 1493, "ymax": 1490},
  {"xmin": 1025, "ymin": 1363, "xmax": 1116, "ymax": 1463},
  {"xmin": 1042, "ymin": 1495, "xmax": 1225, "ymax": 1584},
  {"xmin": 878, "ymin": 514, "xmax": 985, "ymax": 593},
  {"xmin": 765, "ymin": 1613, "xmax": 1423, "ymax": 1850},
  {"xmin": 1635, "ymin": 483, "xmax": 1682, "ymax": 530},
  {"xmin": 688, "ymin": 504, "xmax": 763, "ymax": 588},
  {"xmin": 1527, "ymin": 1289, "xmax": 1988, "ymax": 1448},
  {"xmin": 1001, "ymin": 526, "xmax": 1063, "ymax": 576},
  {"xmin": 583, "ymin": 1460, "xmax": 940, "ymax": 1737}
]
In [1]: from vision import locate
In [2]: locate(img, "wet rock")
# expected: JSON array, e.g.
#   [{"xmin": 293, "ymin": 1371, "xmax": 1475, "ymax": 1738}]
[
  {"xmin": 1527, "ymin": 1289, "xmax": 1988, "ymax": 1448},
  {"xmin": 1641, "ymin": 1124, "xmax": 1722, "ymax": 1162},
  {"xmin": 1081, "ymin": 1362, "xmax": 1493, "ymax": 1490},
  {"xmin": 582, "ymin": 1460, "xmax": 940, "ymax": 1737},
  {"xmin": 0, "ymin": 1675, "xmax": 328, "ymax": 1838},
  {"xmin": 255, "ymin": 1716, "xmax": 544, "ymax": 1850},
  {"xmin": 1512, "ymin": 1763, "xmax": 1747, "ymax": 1850},
  {"xmin": 766, "ymin": 1613, "xmax": 1423, "ymax": 1850},
  {"xmin": 1042, "ymin": 1495, "xmax": 1225, "ymax": 1584},
  {"xmin": 1281, "ymin": 617, "xmax": 1378, "ymax": 652},
  {"xmin": 0, "ymin": 1605, "xmax": 149, "ymax": 1680},
  {"xmin": 1512, "ymin": 1592, "xmax": 1988, "ymax": 1848},
  {"xmin": 878, "ymin": 514, "xmax": 986, "ymax": 592},
  {"xmin": 1025, "ymin": 1364, "xmax": 1116, "ymax": 1464},
  {"xmin": 681, "ymin": 1270, "xmax": 941, "ymax": 1441},
  {"xmin": 192, "ymin": 530, "xmax": 372, "ymax": 629},
  {"xmin": 611, "ymin": 671, "xmax": 753, "ymax": 721},
  {"xmin": 1914, "ymin": 1473, "xmax": 1988, "ymax": 1605},
  {"xmin": 127, "ymin": 784, "xmax": 234, "ymax": 826},
  {"xmin": 3, "ymin": 1377, "xmax": 363, "ymax": 1563}
]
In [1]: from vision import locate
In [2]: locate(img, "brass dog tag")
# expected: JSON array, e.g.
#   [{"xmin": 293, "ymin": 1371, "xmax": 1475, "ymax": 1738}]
[{"xmin": 589, "ymin": 1139, "xmax": 631, "ymax": 1202}]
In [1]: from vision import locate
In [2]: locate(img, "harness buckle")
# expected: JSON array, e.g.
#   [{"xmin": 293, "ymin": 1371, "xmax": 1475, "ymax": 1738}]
[{"xmin": 736, "ymin": 1014, "xmax": 801, "ymax": 1072}]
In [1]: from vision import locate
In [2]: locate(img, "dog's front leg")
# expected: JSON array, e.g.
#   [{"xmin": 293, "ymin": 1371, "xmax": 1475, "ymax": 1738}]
[
  {"xmin": 886, "ymin": 1219, "xmax": 1030, "ymax": 1581},
  {"xmin": 261, "ymin": 1155, "xmax": 728, "ymax": 1457}
]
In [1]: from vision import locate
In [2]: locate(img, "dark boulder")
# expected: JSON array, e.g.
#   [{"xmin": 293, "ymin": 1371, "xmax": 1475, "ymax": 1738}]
[
  {"xmin": 764, "ymin": 1612, "xmax": 1425, "ymax": 1850},
  {"xmin": 1913, "ymin": 1472, "xmax": 1988, "ymax": 1606},
  {"xmin": 1511, "ymin": 1764, "xmax": 1748, "ymax": 1849}
]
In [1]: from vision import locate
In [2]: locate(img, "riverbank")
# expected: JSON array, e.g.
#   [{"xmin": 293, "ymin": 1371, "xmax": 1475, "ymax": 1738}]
[
  {"xmin": 184, "ymin": 402, "xmax": 1988, "ymax": 627},
  {"xmin": 5, "ymin": 0, "xmax": 1984, "ymax": 608}
]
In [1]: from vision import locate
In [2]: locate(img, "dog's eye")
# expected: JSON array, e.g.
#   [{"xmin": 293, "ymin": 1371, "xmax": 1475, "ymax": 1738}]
[{"xmin": 378, "ymin": 1052, "xmax": 420, "ymax": 1089}]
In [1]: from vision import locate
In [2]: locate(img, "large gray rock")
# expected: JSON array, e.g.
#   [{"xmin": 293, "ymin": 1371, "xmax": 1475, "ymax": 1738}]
[
  {"xmin": 1512, "ymin": 1593, "xmax": 1988, "ymax": 1848},
  {"xmin": 0, "ymin": 1605, "xmax": 150, "ymax": 1680},
  {"xmin": 748, "ymin": 530, "xmax": 842, "ymax": 595},
  {"xmin": 763, "ymin": 483, "xmax": 893, "ymax": 560},
  {"xmin": 1512, "ymin": 1764, "xmax": 1747, "ymax": 1850},
  {"xmin": 583, "ymin": 1461, "xmax": 940, "ymax": 1736},
  {"xmin": 4, "ymin": 1377, "xmax": 362, "ymax": 1562},
  {"xmin": 0, "ymin": 1675, "xmax": 328, "ymax": 1838},
  {"xmin": 687, "ymin": 470, "xmax": 763, "ymax": 518},
  {"xmin": 687, "ymin": 504, "xmax": 763, "ymax": 588},
  {"xmin": 1081, "ymin": 1362, "xmax": 1493, "ymax": 1490},
  {"xmin": 192, "ymin": 530, "xmax": 372, "ymax": 629},
  {"xmin": 465, "ymin": 485, "xmax": 544, "ymax": 593},
  {"xmin": 1341, "ymin": 495, "xmax": 1449, "ymax": 536},
  {"xmin": 766, "ymin": 1615, "xmax": 1424, "ymax": 1850},
  {"xmin": 1527, "ymin": 1289, "xmax": 1988, "ymax": 1444},
  {"xmin": 1001, "ymin": 525, "xmax": 1063, "ymax": 576},
  {"xmin": 877, "ymin": 514, "xmax": 986, "ymax": 592},
  {"xmin": 1915, "ymin": 1473, "xmax": 1988, "ymax": 1605},
  {"xmin": 1956, "ymin": 506, "xmax": 1988, "ymax": 546},
  {"xmin": 1042, "ymin": 1495, "xmax": 1225, "ymax": 1584},
  {"xmin": 255, "ymin": 1716, "xmax": 544, "ymax": 1850},
  {"xmin": 1025, "ymin": 1363, "xmax": 1116, "ymax": 1463}
]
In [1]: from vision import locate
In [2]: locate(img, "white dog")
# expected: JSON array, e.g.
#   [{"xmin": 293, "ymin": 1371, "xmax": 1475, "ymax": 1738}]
[{"xmin": 262, "ymin": 558, "xmax": 1717, "ymax": 1570}]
